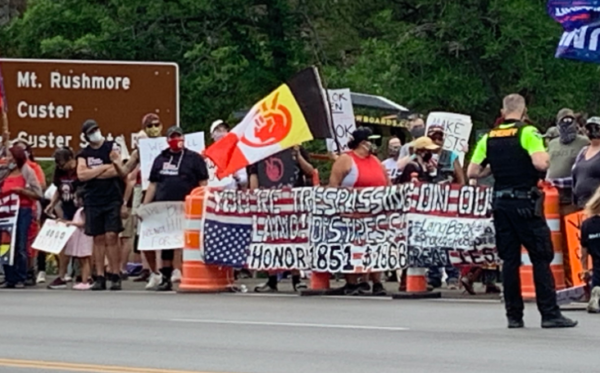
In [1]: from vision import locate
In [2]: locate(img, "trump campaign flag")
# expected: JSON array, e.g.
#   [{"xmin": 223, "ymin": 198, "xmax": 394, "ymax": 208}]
[
  {"xmin": 205, "ymin": 67, "xmax": 331, "ymax": 179},
  {"xmin": 548, "ymin": 0, "xmax": 600, "ymax": 63}
]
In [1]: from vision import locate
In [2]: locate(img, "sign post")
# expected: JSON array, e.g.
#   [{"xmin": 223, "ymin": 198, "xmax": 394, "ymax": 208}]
[{"xmin": 0, "ymin": 59, "xmax": 179, "ymax": 158}]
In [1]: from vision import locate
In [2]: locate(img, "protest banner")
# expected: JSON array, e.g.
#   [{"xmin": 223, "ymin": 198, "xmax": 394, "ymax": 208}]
[
  {"xmin": 0, "ymin": 59, "xmax": 178, "ymax": 159},
  {"xmin": 326, "ymin": 89, "xmax": 356, "ymax": 153},
  {"xmin": 138, "ymin": 131, "xmax": 205, "ymax": 189},
  {"xmin": 0, "ymin": 194, "xmax": 19, "ymax": 266},
  {"xmin": 137, "ymin": 201, "xmax": 185, "ymax": 251},
  {"xmin": 32, "ymin": 219, "xmax": 77, "ymax": 255},
  {"xmin": 547, "ymin": 1, "xmax": 600, "ymax": 63},
  {"xmin": 202, "ymin": 183, "xmax": 497, "ymax": 272},
  {"xmin": 564, "ymin": 211, "xmax": 591, "ymax": 287},
  {"xmin": 426, "ymin": 112, "xmax": 472, "ymax": 166}
]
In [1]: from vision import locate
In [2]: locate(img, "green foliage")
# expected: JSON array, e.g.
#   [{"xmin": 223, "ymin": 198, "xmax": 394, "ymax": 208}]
[{"xmin": 2, "ymin": 0, "xmax": 600, "ymax": 169}]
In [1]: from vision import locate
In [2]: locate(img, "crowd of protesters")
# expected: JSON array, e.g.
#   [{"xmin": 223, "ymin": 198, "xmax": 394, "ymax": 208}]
[{"xmin": 0, "ymin": 107, "xmax": 599, "ymax": 311}]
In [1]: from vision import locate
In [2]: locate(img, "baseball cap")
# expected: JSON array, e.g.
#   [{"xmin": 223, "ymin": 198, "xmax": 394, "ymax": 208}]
[
  {"xmin": 427, "ymin": 124, "xmax": 444, "ymax": 136},
  {"xmin": 556, "ymin": 108, "xmax": 575, "ymax": 123},
  {"xmin": 350, "ymin": 127, "xmax": 380, "ymax": 143},
  {"xmin": 81, "ymin": 119, "xmax": 99, "ymax": 134},
  {"xmin": 413, "ymin": 136, "xmax": 440, "ymax": 150},
  {"xmin": 166, "ymin": 126, "xmax": 184, "ymax": 137},
  {"xmin": 587, "ymin": 116, "xmax": 600, "ymax": 126},
  {"xmin": 210, "ymin": 119, "xmax": 229, "ymax": 134},
  {"xmin": 542, "ymin": 126, "xmax": 559, "ymax": 139},
  {"xmin": 142, "ymin": 113, "xmax": 160, "ymax": 128}
]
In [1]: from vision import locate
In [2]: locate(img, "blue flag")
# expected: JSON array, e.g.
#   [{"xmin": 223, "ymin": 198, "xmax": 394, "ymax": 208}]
[{"xmin": 548, "ymin": 0, "xmax": 600, "ymax": 62}]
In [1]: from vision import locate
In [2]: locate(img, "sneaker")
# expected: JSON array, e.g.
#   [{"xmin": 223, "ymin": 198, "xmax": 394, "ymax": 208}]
[
  {"xmin": 343, "ymin": 283, "xmax": 361, "ymax": 296},
  {"xmin": 15, "ymin": 283, "xmax": 25, "ymax": 289},
  {"xmin": 507, "ymin": 319, "xmax": 524, "ymax": 329},
  {"xmin": 120, "ymin": 271, "xmax": 129, "ymax": 281},
  {"xmin": 587, "ymin": 287, "xmax": 600, "ymax": 313},
  {"xmin": 357, "ymin": 282, "xmax": 371, "ymax": 294},
  {"xmin": 133, "ymin": 269, "xmax": 151, "ymax": 283},
  {"xmin": 1, "ymin": 282, "xmax": 15, "ymax": 289},
  {"xmin": 254, "ymin": 282, "xmax": 278, "ymax": 293},
  {"xmin": 73, "ymin": 282, "xmax": 91, "ymax": 291},
  {"xmin": 485, "ymin": 284, "xmax": 502, "ymax": 294},
  {"xmin": 171, "ymin": 269, "xmax": 182, "ymax": 284},
  {"xmin": 541, "ymin": 316, "xmax": 578, "ymax": 329},
  {"xmin": 109, "ymin": 274, "xmax": 122, "ymax": 291},
  {"xmin": 157, "ymin": 277, "xmax": 173, "ymax": 291},
  {"xmin": 91, "ymin": 276, "xmax": 106, "ymax": 291},
  {"xmin": 47, "ymin": 277, "xmax": 67, "ymax": 290},
  {"xmin": 145, "ymin": 272, "xmax": 162, "ymax": 290},
  {"xmin": 64, "ymin": 274, "xmax": 73, "ymax": 283},
  {"xmin": 36, "ymin": 271, "xmax": 46, "ymax": 284},
  {"xmin": 372, "ymin": 282, "xmax": 387, "ymax": 296}
]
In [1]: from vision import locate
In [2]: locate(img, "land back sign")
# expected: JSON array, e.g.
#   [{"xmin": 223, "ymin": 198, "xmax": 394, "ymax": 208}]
[{"xmin": 0, "ymin": 59, "xmax": 179, "ymax": 158}]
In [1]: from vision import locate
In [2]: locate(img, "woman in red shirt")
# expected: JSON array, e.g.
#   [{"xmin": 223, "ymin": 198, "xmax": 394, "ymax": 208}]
[
  {"xmin": 1, "ymin": 146, "xmax": 42, "ymax": 288},
  {"xmin": 329, "ymin": 127, "xmax": 390, "ymax": 296}
]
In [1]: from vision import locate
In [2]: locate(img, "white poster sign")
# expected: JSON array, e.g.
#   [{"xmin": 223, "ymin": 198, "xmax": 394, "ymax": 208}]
[
  {"xmin": 138, "ymin": 131, "xmax": 205, "ymax": 189},
  {"xmin": 137, "ymin": 201, "xmax": 185, "ymax": 251},
  {"xmin": 32, "ymin": 220, "xmax": 77, "ymax": 255},
  {"xmin": 326, "ymin": 89, "xmax": 356, "ymax": 153},
  {"xmin": 426, "ymin": 112, "xmax": 472, "ymax": 166}
]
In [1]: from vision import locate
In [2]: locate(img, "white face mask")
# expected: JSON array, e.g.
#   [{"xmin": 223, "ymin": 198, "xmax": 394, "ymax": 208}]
[{"xmin": 88, "ymin": 130, "xmax": 104, "ymax": 143}]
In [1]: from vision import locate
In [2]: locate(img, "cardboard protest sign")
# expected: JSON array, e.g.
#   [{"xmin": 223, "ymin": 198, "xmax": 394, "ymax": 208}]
[
  {"xmin": 138, "ymin": 132, "xmax": 205, "ymax": 189},
  {"xmin": 202, "ymin": 183, "xmax": 497, "ymax": 272},
  {"xmin": 426, "ymin": 112, "xmax": 472, "ymax": 166},
  {"xmin": 137, "ymin": 201, "xmax": 185, "ymax": 251},
  {"xmin": 0, "ymin": 194, "xmax": 19, "ymax": 265},
  {"xmin": 326, "ymin": 89, "xmax": 356, "ymax": 153},
  {"xmin": 32, "ymin": 219, "xmax": 77, "ymax": 255}
]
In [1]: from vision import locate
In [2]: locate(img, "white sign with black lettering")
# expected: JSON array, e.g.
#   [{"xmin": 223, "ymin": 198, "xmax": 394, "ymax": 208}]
[
  {"xmin": 32, "ymin": 219, "xmax": 77, "ymax": 255},
  {"xmin": 426, "ymin": 112, "xmax": 472, "ymax": 166},
  {"xmin": 138, "ymin": 131, "xmax": 205, "ymax": 189},
  {"xmin": 326, "ymin": 89, "xmax": 356, "ymax": 153},
  {"xmin": 137, "ymin": 201, "xmax": 185, "ymax": 251}
]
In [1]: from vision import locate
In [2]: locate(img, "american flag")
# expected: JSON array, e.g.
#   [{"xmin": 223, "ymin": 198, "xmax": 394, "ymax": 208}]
[{"xmin": 204, "ymin": 218, "xmax": 252, "ymax": 267}]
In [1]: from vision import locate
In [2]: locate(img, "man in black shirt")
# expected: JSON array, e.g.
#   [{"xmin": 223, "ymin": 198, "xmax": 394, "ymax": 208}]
[
  {"xmin": 76, "ymin": 120, "xmax": 126, "ymax": 291},
  {"xmin": 143, "ymin": 126, "xmax": 208, "ymax": 291}
]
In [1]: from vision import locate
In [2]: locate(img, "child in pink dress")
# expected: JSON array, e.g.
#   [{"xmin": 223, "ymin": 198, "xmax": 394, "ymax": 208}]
[{"xmin": 63, "ymin": 192, "xmax": 93, "ymax": 290}]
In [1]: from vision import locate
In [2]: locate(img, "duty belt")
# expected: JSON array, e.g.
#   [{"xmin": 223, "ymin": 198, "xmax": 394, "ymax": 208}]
[{"xmin": 494, "ymin": 189, "xmax": 532, "ymax": 200}]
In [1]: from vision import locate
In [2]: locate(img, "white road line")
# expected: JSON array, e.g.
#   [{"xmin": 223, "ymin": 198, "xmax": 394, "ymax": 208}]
[{"xmin": 170, "ymin": 319, "xmax": 409, "ymax": 331}]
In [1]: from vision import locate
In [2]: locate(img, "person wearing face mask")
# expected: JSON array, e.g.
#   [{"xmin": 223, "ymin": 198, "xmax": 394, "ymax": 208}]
[
  {"xmin": 398, "ymin": 114, "xmax": 426, "ymax": 160},
  {"xmin": 468, "ymin": 94, "xmax": 577, "ymax": 329},
  {"xmin": 397, "ymin": 137, "xmax": 439, "ymax": 184},
  {"xmin": 209, "ymin": 119, "xmax": 247, "ymax": 190},
  {"xmin": 11, "ymin": 138, "xmax": 47, "ymax": 286},
  {"xmin": 76, "ymin": 119, "xmax": 127, "ymax": 291},
  {"xmin": 44, "ymin": 147, "xmax": 80, "ymax": 289},
  {"xmin": 382, "ymin": 137, "xmax": 402, "ymax": 184},
  {"xmin": 0, "ymin": 146, "xmax": 42, "ymax": 288},
  {"xmin": 143, "ymin": 126, "xmax": 208, "ymax": 291},
  {"xmin": 329, "ymin": 127, "xmax": 390, "ymax": 296},
  {"xmin": 572, "ymin": 117, "xmax": 600, "ymax": 209}
]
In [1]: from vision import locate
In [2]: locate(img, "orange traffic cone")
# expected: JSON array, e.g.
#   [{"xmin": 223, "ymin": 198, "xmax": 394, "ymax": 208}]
[{"xmin": 178, "ymin": 187, "xmax": 234, "ymax": 293}]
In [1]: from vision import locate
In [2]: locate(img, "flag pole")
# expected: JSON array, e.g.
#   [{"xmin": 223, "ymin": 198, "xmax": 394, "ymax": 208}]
[{"xmin": 314, "ymin": 66, "xmax": 342, "ymax": 154}]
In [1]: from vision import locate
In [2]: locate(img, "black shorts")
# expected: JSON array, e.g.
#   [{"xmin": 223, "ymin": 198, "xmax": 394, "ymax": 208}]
[{"xmin": 84, "ymin": 202, "xmax": 123, "ymax": 237}]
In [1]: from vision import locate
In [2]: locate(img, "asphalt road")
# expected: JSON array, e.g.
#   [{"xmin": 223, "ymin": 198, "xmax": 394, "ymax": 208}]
[{"xmin": 0, "ymin": 289, "xmax": 598, "ymax": 373}]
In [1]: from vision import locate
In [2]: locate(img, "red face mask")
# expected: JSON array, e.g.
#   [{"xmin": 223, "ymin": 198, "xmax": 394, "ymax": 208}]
[{"xmin": 168, "ymin": 137, "xmax": 183, "ymax": 151}]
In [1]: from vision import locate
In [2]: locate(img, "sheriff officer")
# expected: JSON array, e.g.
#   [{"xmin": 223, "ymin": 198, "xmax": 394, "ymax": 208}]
[{"xmin": 467, "ymin": 94, "xmax": 577, "ymax": 329}]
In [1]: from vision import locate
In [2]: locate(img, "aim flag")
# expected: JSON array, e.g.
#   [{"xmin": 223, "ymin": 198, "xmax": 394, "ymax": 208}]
[
  {"xmin": 548, "ymin": 0, "xmax": 600, "ymax": 63},
  {"xmin": 205, "ymin": 67, "xmax": 331, "ymax": 179}
]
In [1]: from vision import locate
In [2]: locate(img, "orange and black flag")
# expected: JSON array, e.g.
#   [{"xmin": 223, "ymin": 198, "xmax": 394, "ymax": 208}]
[{"xmin": 205, "ymin": 67, "xmax": 332, "ymax": 179}]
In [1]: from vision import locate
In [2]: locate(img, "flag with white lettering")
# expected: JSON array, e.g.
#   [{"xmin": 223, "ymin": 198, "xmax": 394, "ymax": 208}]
[
  {"xmin": 548, "ymin": 0, "xmax": 600, "ymax": 63},
  {"xmin": 0, "ymin": 193, "xmax": 19, "ymax": 266}
]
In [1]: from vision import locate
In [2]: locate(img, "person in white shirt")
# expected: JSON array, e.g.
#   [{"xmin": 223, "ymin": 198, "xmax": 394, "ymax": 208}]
[
  {"xmin": 209, "ymin": 120, "xmax": 248, "ymax": 190},
  {"xmin": 381, "ymin": 137, "xmax": 402, "ymax": 184}
]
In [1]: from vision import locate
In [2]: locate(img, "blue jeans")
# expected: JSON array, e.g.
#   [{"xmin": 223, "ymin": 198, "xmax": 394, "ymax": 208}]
[
  {"xmin": 3, "ymin": 208, "xmax": 32, "ymax": 285},
  {"xmin": 428, "ymin": 265, "xmax": 459, "ymax": 287}
]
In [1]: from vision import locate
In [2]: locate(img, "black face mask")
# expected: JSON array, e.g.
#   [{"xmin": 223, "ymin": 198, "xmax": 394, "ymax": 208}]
[{"xmin": 421, "ymin": 151, "xmax": 433, "ymax": 162}]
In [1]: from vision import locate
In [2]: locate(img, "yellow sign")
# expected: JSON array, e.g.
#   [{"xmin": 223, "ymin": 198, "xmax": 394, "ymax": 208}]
[
  {"xmin": 355, "ymin": 115, "xmax": 407, "ymax": 128},
  {"xmin": 489, "ymin": 128, "xmax": 518, "ymax": 138}
]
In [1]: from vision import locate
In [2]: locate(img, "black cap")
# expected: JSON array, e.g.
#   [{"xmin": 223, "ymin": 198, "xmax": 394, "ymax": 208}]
[
  {"xmin": 81, "ymin": 120, "xmax": 99, "ymax": 134},
  {"xmin": 166, "ymin": 126, "xmax": 184, "ymax": 137},
  {"xmin": 348, "ymin": 127, "xmax": 380, "ymax": 149}
]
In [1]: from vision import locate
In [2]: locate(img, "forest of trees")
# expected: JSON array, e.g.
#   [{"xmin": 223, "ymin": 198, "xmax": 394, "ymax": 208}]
[{"xmin": 0, "ymin": 0, "xmax": 598, "ymax": 134}]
